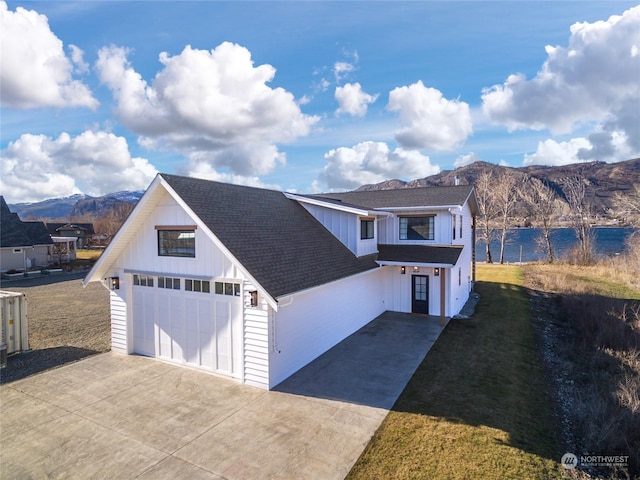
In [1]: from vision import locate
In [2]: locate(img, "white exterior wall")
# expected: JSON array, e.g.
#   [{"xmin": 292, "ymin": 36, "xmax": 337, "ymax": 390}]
[
  {"xmin": 107, "ymin": 190, "xmax": 248, "ymax": 355},
  {"xmin": 112, "ymin": 190, "xmax": 243, "ymax": 280},
  {"xmin": 450, "ymin": 203, "xmax": 474, "ymax": 316},
  {"xmin": 300, "ymin": 204, "xmax": 378, "ymax": 257},
  {"xmin": 268, "ymin": 268, "xmax": 386, "ymax": 389},
  {"xmin": 1, "ymin": 245, "xmax": 50, "ymax": 272},
  {"xmin": 110, "ymin": 289, "xmax": 127, "ymax": 353},
  {"xmin": 382, "ymin": 265, "xmax": 449, "ymax": 315},
  {"xmin": 301, "ymin": 204, "xmax": 358, "ymax": 254},
  {"xmin": 378, "ymin": 210, "xmax": 451, "ymax": 245},
  {"xmin": 243, "ymin": 281, "xmax": 270, "ymax": 389}
]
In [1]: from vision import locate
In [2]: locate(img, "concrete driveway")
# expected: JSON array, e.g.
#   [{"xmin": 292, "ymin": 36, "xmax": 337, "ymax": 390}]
[{"xmin": 0, "ymin": 312, "xmax": 445, "ymax": 479}]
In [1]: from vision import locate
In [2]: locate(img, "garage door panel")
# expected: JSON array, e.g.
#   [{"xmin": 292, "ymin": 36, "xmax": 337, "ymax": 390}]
[
  {"xmin": 215, "ymin": 301, "xmax": 231, "ymax": 373},
  {"xmin": 157, "ymin": 295, "xmax": 172, "ymax": 360},
  {"xmin": 132, "ymin": 280, "xmax": 242, "ymax": 378},
  {"xmin": 132, "ymin": 292, "xmax": 154, "ymax": 357},
  {"xmin": 184, "ymin": 300, "xmax": 198, "ymax": 365},
  {"xmin": 170, "ymin": 296, "xmax": 185, "ymax": 362},
  {"xmin": 198, "ymin": 300, "xmax": 215, "ymax": 370}
]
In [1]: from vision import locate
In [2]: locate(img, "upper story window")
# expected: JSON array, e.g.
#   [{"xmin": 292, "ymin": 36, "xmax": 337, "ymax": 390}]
[
  {"xmin": 156, "ymin": 226, "xmax": 196, "ymax": 257},
  {"xmin": 453, "ymin": 215, "xmax": 457, "ymax": 240},
  {"xmin": 360, "ymin": 219, "xmax": 375, "ymax": 240},
  {"xmin": 399, "ymin": 216, "xmax": 434, "ymax": 241}
]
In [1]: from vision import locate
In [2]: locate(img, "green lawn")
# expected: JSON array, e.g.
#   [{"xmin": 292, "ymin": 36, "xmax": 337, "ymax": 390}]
[{"xmin": 346, "ymin": 264, "xmax": 563, "ymax": 480}]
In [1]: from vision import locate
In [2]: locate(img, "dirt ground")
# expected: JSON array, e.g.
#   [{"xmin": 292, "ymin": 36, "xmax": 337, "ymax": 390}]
[{"xmin": 1, "ymin": 276, "xmax": 110, "ymax": 384}]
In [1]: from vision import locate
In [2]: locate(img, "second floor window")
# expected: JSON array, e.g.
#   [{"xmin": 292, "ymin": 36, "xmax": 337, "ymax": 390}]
[
  {"xmin": 360, "ymin": 219, "xmax": 374, "ymax": 240},
  {"xmin": 400, "ymin": 216, "xmax": 434, "ymax": 241},
  {"xmin": 157, "ymin": 229, "xmax": 196, "ymax": 257}
]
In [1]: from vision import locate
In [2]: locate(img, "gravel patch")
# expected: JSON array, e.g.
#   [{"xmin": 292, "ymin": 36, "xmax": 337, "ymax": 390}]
[{"xmin": 1, "ymin": 277, "xmax": 110, "ymax": 384}]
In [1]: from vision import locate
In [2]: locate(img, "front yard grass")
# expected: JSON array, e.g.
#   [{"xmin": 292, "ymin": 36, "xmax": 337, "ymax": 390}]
[{"xmin": 346, "ymin": 264, "xmax": 563, "ymax": 480}]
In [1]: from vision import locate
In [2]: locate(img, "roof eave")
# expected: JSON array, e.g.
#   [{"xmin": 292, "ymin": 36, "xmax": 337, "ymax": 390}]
[
  {"xmin": 376, "ymin": 260, "xmax": 457, "ymax": 268},
  {"xmin": 285, "ymin": 193, "xmax": 371, "ymax": 216}
]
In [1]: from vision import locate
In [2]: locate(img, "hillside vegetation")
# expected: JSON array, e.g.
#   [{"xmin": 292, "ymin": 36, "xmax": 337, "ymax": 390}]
[{"xmin": 358, "ymin": 157, "xmax": 640, "ymax": 220}]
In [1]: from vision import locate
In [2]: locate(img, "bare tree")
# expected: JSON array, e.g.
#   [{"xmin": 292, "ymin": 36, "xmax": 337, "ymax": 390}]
[
  {"xmin": 475, "ymin": 169, "xmax": 497, "ymax": 263},
  {"xmin": 94, "ymin": 203, "xmax": 135, "ymax": 239},
  {"xmin": 520, "ymin": 176, "xmax": 562, "ymax": 263},
  {"xmin": 611, "ymin": 184, "xmax": 640, "ymax": 226},
  {"xmin": 493, "ymin": 170, "xmax": 519, "ymax": 264},
  {"xmin": 564, "ymin": 175, "xmax": 595, "ymax": 265}
]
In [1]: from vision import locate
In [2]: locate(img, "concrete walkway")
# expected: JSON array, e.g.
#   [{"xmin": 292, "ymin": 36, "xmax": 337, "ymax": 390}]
[{"xmin": 0, "ymin": 312, "xmax": 446, "ymax": 480}]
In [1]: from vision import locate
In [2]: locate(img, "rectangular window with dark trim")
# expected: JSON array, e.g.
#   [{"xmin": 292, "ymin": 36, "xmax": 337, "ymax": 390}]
[
  {"xmin": 133, "ymin": 274, "xmax": 154, "ymax": 287},
  {"xmin": 460, "ymin": 216, "xmax": 463, "ymax": 238},
  {"xmin": 453, "ymin": 215, "xmax": 457, "ymax": 240},
  {"xmin": 185, "ymin": 278, "xmax": 210, "ymax": 293},
  {"xmin": 399, "ymin": 216, "xmax": 434, "ymax": 241},
  {"xmin": 360, "ymin": 219, "xmax": 374, "ymax": 240},
  {"xmin": 158, "ymin": 276, "xmax": 181, "ymax": 290},
  {"xmin": 215, "ymin": 281, "xmax": 241, "ymax": 296},
  {"xmin": 157, "ymin": 229, "xmax": 195, "ymax": 257}
]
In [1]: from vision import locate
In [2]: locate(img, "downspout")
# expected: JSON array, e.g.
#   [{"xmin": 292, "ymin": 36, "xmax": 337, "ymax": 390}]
[
  {"xmin": 472, "ymin": 215, "xmax": 476, "ymax": 287},
  {"xmin": 270, "ymin": 309, "xmax": 281, "ymax": 354},
  {"xmin": 440, "ymin": 268, "xmax": 446, "ymax": 327}
]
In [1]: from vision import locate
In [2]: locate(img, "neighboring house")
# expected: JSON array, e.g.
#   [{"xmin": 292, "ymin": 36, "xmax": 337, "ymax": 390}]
[
  {"xmin": 0, "ymin": 196, "xmax": 53, "ymax": 271},
  {"xmin": 46, "ymin": 223, "xmax": 95, "ymax": 248},
  {"xmin": 85, "ymin": 174, "xmax": 478, "ymax": 389}
]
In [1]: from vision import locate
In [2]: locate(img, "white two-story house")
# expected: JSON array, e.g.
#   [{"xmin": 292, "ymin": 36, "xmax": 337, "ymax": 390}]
[{"xmin": 85, "ymin": 173, "xmax": 478, "ymax": 389}]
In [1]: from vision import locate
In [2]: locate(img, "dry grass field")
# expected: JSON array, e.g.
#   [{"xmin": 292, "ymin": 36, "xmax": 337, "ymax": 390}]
[{"xmin": 1, "ymin": 278, "xmax": 110, "ymax": 384}]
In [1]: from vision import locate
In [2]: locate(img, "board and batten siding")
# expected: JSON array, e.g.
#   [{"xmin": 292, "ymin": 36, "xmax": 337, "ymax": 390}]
[
  {"xmin": 111, "ymin": 189, "xmax": 242, "ymax": 280},
  {"xmin": 300, "ymin": 204, "xmax": 359, "ymax": 255},
  {"xmin": 268, "ymin": 268, "xmax": 386, "ymax": 389},
  {"xmin": 110, "ymin": 289, "xmax": 128, "ymax": 353},
  {"xmin": 243, "ymin": 282, "xmax": 270, "ymax": 389},
  {"xmin": 378, "ymin": 210, "xmax": 451, "ymax": 245}
]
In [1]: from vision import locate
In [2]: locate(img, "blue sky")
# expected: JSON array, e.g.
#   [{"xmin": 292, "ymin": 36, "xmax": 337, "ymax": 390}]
[{"xmin": 1, "ymin": 1, "xmax": 639, "ymax": 203}]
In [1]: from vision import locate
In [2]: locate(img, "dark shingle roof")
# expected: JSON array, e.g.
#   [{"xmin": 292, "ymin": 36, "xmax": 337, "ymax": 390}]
[
  {"xmin": 0, "ymin": 197, "xmax": 53, "ymax": 248},
  {"xmin": 310, "ymin": 184, "xmax": 475, "ymax": 210},
  {"xmin": 161, "ymin": 174, "xmax": 379, "ymax": 299},
  {"xmin": 46, "ymin": 223, "xmax": 95, "ymax": 235},
  {"xmin": 377, "ymin": 244, "xmax": 463, "ymax": 265}
]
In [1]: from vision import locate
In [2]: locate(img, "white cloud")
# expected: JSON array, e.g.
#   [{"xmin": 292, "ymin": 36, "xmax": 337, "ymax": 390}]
[
  {"xmin": 182, "ymin": 161, "xmax": 281, "ymax": 191},
  {"xmin": 523, "ymin": 137, "xmax": 592, "ymax": 166},
  {"xmin": 482, "ymin": 5, "xmax": 640, "ymax": 157},
  {"xmin": 454, "ymin": 152, "xmax": 481, "ymax": 168},
  {"xmin": 333, "ymin": 49, "xmax": 359, "ymax": 83},
  {"xmin": 387, "ymin": 81, "xmax": 472, "ymax": 151},
  {"xmin": 524, "ymin": 127, "xmax": 637, "ymax": 167},
  {"xmin": 334, "ymin": 61, "xmax": 356, "ymax": 83},
  {"xmin": 68, "ymin": 44, "xmax": 89, "ymax": 74},
  {"xmin": 0, "ymin": 131, "xmax": 158, "ymax": 202},
  {"xmin": 335, "ymin": 83, "xmax": 378, "ymax": 117},
  {"xmin": 96, "ymin": 42, "xmax": 318, "ymax": 177},
  {"xmin": 318, "ymin": 141, "xmax": 440, "ymax": 190},
  {"xmin": 0, "ymin": 1, "xmax": 97, "ymax": 109}
]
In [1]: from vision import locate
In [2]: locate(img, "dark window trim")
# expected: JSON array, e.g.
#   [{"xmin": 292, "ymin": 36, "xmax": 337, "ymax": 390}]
[
  {"xmin": 157, "ymin": 229, "xmax": 196, "ymax": 258},
  {"xmin": 360, "ymin": 218, "xmax": 375, "ymax": 240},
  {"xmin": 399, "ymin": 215, "xmax": 435, "ymax": 241}
]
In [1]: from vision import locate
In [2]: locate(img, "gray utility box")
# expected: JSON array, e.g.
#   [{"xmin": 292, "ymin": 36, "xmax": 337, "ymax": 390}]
[{"xmin": 0, "ymin": 290, "xmax": 29, "ymax": 356}]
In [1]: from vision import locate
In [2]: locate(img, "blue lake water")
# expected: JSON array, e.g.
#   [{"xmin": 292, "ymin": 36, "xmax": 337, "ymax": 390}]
[{"xmin": 476, "ymin": 227, "xmax": 637, "ymax": 263}]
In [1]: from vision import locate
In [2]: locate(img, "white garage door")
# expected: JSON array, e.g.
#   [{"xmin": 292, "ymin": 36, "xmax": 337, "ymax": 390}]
[{"xmin": 132, "ymin": 276, "xmax": 243, "ymax": 378}]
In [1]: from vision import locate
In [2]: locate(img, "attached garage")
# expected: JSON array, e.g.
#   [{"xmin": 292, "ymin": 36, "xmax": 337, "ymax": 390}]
[{"xmin": 131, "ymin": 274, "xmax": 243, "ymax": 378}]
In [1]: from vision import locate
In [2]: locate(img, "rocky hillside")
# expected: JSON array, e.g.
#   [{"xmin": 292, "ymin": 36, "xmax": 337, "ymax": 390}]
[
  {"xmin": 357, "ymin": 158, "xmax": 640, "ymax": 217},
  {"xmin": 9, "ymin": 191, "xmax": 143, "ymax": 221}
]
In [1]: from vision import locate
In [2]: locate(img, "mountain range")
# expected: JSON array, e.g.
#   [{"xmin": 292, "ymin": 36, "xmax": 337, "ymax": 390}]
[
  {"xmin": 8, "ymin": 158, "xmax": 640, "ymax": 221},
  {"xmin": 9, "ymin": 191, "xmax": 144, "ymax": 220},
  {"xmin": 357, "ymin": 158, "xmax": 640, "ymax": 217}
]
